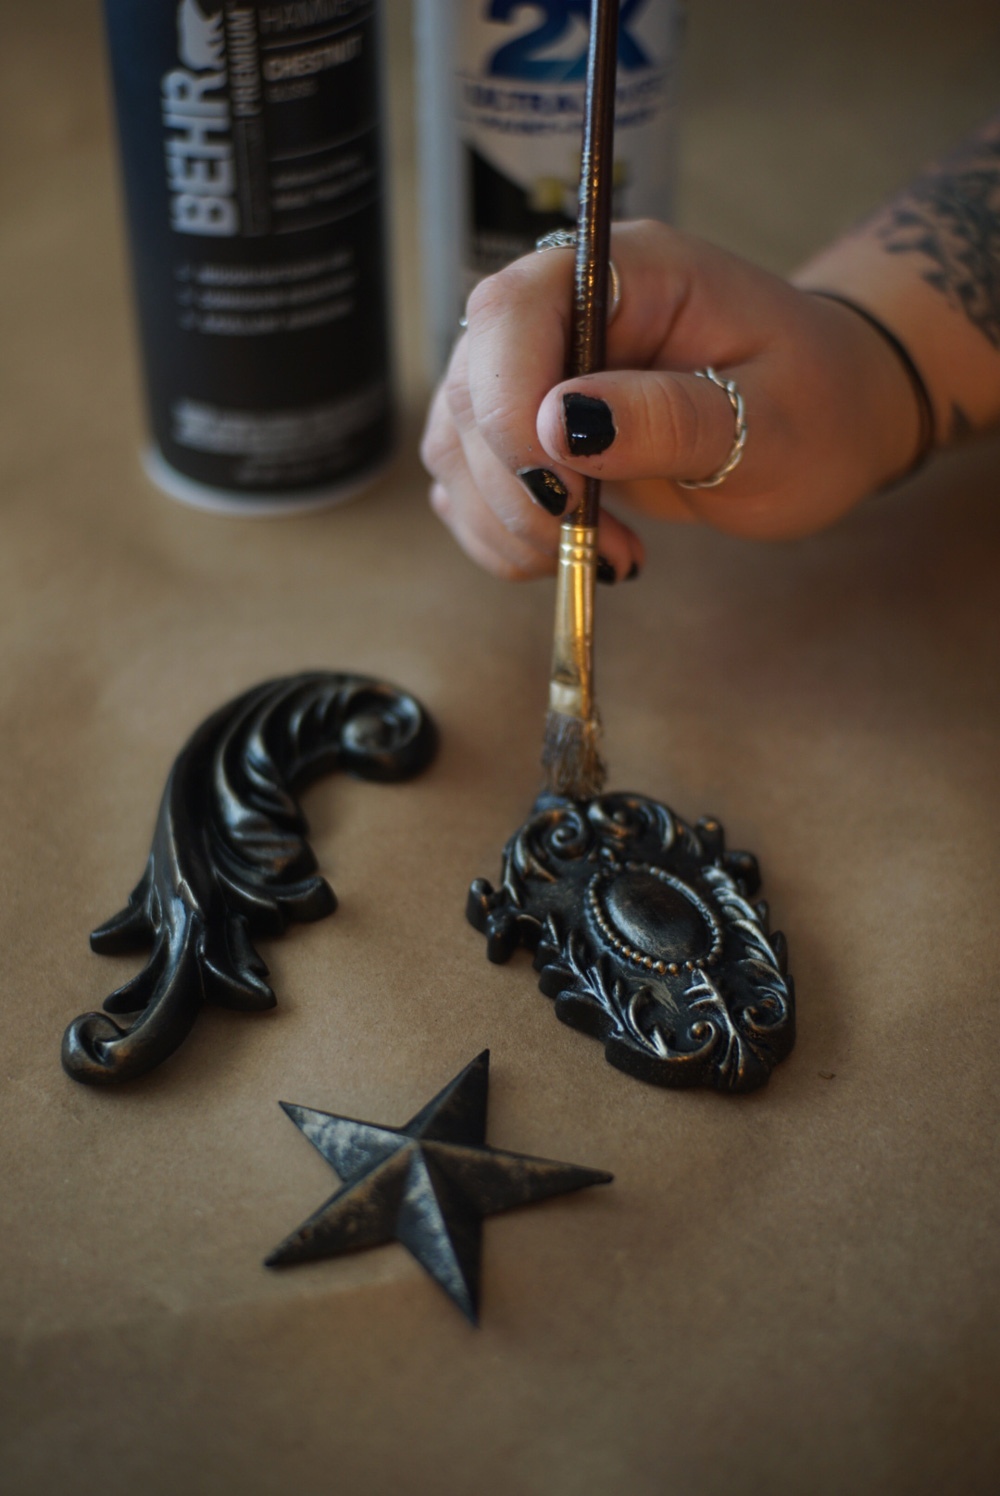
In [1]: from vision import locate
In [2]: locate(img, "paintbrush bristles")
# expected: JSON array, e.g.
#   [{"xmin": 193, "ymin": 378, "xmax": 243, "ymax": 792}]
[{"xmin": 541, "ymin": 710, "xmax": 607, "ymax": 799}]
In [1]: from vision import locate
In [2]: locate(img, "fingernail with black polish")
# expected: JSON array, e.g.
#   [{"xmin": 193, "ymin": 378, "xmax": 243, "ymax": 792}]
[
  {"xmin": 517, "ymin": 467, "xmax": 569, "ymax": 516},
  {"xmin": 596, "ymin": 555, "xmax": 617, "ymax": 585},
  {"xmin": 563, "ymin": 392, "xmax": 616, "ymax": 456},
  {"xmin": 625, "ymin": 560, "xmax": 641, "ymax": 582}
]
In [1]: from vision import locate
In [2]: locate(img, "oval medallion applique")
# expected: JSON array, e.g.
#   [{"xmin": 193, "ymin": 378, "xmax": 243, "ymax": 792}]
[{"xmin": 467, "ymin": 793, "xmax": 795, "ymax": 1095}]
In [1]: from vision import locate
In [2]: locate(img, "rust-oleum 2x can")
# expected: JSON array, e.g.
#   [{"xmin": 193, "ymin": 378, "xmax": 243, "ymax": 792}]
[
  {"xmin": 104, "ymin": 0, "xmax": 393, "ymax": 513},
  {"xmin": 415, "ymin": 0, "xmax": 683, "ymax": 375}
]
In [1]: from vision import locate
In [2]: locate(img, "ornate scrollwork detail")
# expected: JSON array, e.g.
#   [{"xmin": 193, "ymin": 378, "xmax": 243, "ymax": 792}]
[
  {"xmin": 62, "ymin": 673, "xmax": 437, "ymax": 1086},
  {"xmin": 468, "ymin": 793, "xmax": 794, "ymax": 1094}
]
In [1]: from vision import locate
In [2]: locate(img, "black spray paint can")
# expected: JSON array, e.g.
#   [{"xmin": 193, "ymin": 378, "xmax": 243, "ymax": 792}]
[{"xmin": 104, "ymin": 0, "xmax": 393, "ymax": 513}]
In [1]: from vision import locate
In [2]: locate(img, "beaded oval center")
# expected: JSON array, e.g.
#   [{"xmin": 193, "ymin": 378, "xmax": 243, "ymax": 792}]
[{"xmin": 587, "ymin": 863, "xmax": 723, "ymax": 976}]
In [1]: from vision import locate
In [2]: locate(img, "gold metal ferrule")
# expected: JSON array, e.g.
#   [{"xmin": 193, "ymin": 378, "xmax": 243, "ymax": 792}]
[{"xmin": 548, "ymin": 522, "xmax": 598, "ymax": 721}]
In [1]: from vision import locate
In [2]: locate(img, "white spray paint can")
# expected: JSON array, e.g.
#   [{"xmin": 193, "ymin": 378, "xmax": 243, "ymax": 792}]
[{"xmin": 415, "ymin": 0, "xmax": 683, "ymax": 375}]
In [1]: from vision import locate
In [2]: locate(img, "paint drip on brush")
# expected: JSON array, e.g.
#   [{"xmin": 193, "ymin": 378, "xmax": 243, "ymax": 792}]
[{"xmin": 104, "ymin": 0, "xmax": 394, "ymax": 513}]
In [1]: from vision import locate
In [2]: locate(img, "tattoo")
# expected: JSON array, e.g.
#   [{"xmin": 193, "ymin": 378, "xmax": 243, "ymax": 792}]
[{"xmin": 879, "ymin": 118, "xmax": 1000, "ymax": 348}]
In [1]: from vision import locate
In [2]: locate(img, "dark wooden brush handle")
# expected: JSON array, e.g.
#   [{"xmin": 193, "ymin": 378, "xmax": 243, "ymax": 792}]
[{"xmin": 570, "ymin": 0, "xmax": 619, "ymax": 528}]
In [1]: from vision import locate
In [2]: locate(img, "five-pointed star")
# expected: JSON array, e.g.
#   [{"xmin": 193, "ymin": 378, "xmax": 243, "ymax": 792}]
[{"xmin": 265, "ymin": 1050, "xmax": 612, "ymax": 1323}]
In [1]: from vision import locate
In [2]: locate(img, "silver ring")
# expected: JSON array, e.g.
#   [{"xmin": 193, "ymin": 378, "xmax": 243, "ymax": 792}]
[
  {"xmin": 676, "ymin": 367, "xmax": 747, "ymax": 489},
  {"xmin": 534, "ymin": 229, "xmax": 577, "ymax": 251},
  {"xmin": 534, "ymin": 229, "xmax": 621, "ymax": 322},
  {"xmin": 458, "ymin": 230, "xmax": 621, "ymax": 331}
]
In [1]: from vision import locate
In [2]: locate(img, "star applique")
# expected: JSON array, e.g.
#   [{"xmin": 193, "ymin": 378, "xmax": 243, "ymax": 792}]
[{"xmin": 265, "ymin": 1051, "xmax": 612, "ymax": 1323}]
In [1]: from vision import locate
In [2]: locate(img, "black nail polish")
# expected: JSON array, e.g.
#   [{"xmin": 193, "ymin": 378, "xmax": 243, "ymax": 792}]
[
  {"xmin": 563, "ymin": 392, "xmax": 616, "ymax": 456},
  {"xmin": 517, "ymin": 467, "xmax": 568, "ymax": 516},
  {"xmin": 596, "ymin": 556, "xmax": 617, "ymax": 585},
  {"xmin": 625, "ymin": 560, "xmax": 641, "ymax": 582}
]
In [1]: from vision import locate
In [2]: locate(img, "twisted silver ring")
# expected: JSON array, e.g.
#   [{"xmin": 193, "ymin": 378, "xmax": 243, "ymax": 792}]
[
  {"xmin": 534, "ymin": 229, "xmax": 621, "ymax": 322},
  {"xmin": 677, "ymin": 367, "xmax": 747, "ymax": 489}
]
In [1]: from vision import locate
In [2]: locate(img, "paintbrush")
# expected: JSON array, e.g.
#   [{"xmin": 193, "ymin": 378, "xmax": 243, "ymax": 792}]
[{"xmin": 541, "ymin": 0, "xmax": 619, "ymax": 800}]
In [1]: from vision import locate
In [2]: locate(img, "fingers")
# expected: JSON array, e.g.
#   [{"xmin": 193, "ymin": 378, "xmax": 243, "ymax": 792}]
[
  {"xmin": 420, "ymin": 220, "xmax": 773, "ymax": 573},
  {"xmin": 421, "ymin": 217, "xmax": 885, "ymax": 560},
  {"xmin": 535, "ymin": 365, "xmax": 761, "ymax": 488},
  {"xmin": 421, "ymin": 376, "xmax": 554, "ymax": 579},
  {"xmin": 429, "ymin": 471, "xmax": 643, "ymax": 582},
  {"xmin": 429, "ymin": 481, "xmax": 543, "ymax": 581},
  {"xmin": 462, "ymin": 249, "xmax": 584, "ymax": 514},
  {"xmin": 455, "ymin": 222, "xmax": 760, "ymax": 513},
  {"xmin": 421, "ymin": 332, "xmax": 645, "ymax": 581}
]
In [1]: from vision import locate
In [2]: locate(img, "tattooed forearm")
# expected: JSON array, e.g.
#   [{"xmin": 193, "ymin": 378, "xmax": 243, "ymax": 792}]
[{"xmin": 878, "ymin": 115, "xmax": 1000, "ymax": 349}]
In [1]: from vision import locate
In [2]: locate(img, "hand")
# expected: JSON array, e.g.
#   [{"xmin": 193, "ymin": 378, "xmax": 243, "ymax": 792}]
[{"xmin": 420, "ymin": 220, "xmax": 924, "ymax": 581}]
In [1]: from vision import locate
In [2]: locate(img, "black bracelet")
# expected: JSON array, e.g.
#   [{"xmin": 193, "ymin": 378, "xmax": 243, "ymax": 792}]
[{"xmin": 807, "ymin": 290, "xmax": 936, "ymax": 477}]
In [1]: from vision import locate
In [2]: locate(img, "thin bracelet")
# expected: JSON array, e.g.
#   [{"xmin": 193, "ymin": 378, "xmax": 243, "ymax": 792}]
[{"xmin": 807, "ymin": 290, "xmax": 936, "ymax": 477}]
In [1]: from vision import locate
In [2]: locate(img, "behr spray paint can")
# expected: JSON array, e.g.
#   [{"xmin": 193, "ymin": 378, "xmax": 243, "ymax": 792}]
[
  {"xmin": 104, "ymin": 0, "xmax": 394, "ymax": 514},
  {"xmin": 415, "ymin": 0, "xmax": 683, "ymax": 375}
]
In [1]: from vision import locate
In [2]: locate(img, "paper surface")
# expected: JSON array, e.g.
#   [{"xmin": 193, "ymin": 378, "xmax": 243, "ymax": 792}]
[{"xmin": 1, "ymin": 2, "xmax": 998, "ymax": 1492}]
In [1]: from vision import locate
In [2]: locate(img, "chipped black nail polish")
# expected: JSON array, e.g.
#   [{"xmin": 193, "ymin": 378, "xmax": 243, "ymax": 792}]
[
  {"xmin": 625, "ymin": 560, "xmax": 641, "ymax": 582},
  {"xmin": 596, "ymin": 556, "xmax": 617, "ymax": 585},
  {"xmin": 563, "ymin": 392, "xmax": 616, "ymax": 456},
  {"xmin": 517, "ymin": 467, "xmax": 569, "ymax": 516}
]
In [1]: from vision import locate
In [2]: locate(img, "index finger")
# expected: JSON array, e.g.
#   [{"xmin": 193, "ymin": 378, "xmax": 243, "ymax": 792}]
[{"xmin": 462, "ymin": 247, "xmax": 581, "ymax": 505}]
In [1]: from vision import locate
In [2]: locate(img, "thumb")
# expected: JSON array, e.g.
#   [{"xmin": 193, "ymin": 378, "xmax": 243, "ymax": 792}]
[{"xmin": 536, "ymin": 367, "xmax": 749, "ymax": 486}]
